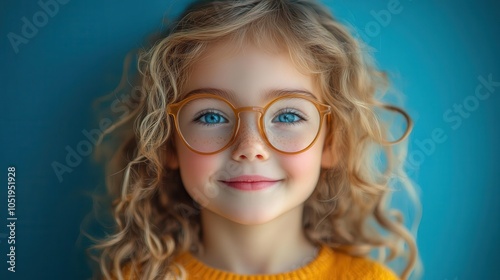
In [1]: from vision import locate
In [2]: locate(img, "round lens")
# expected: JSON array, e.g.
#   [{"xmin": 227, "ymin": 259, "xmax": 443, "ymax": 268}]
[
  {"xmin": 177, "ymin": 97, "xmax": 236, "ymax": 153},
  {"xmin": 263, "ymin": 97, "xmax": 321, "ymax": 153}
]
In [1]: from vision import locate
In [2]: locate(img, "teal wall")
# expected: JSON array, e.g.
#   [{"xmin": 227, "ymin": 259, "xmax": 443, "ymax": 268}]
[{"xmin": 1, "ymin": 0, "xmax": 499, "ymax": 279}]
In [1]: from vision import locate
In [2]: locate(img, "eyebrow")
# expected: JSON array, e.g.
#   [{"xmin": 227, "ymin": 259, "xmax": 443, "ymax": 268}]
[{"xmin": 183, "ymin": 88, "xmax": 318, "ymax": 101}]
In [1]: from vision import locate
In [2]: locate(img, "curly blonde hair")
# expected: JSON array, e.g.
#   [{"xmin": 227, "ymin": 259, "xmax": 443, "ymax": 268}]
[{"xmin": 89, "ymin": 0, "xmax": 421, "ymax": 279}]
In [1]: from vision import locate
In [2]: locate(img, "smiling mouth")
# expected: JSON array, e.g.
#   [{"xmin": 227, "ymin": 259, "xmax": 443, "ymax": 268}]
[{"xmin": 219, "ymin": 175, "xmax": 282, "ymax": 191}]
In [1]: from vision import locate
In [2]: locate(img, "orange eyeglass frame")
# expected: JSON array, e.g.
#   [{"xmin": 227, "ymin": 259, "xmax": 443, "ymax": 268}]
[{"xmin": 166, "ymin": 93, "xmax": 332, "ymax": 155}]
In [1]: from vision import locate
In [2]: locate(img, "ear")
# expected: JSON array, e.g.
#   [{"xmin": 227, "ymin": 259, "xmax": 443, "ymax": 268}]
[
  {"xmin": 163, "ymin": 139, "xmax": 179, "ymax": 169},
  {"xmin": 321, "ymin": 132, "xmax": 339, "ymax": 169}
]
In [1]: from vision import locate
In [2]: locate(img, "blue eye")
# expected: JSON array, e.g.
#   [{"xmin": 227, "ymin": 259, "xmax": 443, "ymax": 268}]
[
  {"xmin": 273, "ymin": 112, "xmax": 304, "ymax": 123},
  {"xmin": 195, "ymin": 111, "xmax": 228, "ymax": 125}
]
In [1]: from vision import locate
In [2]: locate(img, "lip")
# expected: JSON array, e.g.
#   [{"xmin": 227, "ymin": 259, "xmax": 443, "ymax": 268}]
[{"xmin": 219, "ymin": 175, "xmax": 282, "ymax": 191}]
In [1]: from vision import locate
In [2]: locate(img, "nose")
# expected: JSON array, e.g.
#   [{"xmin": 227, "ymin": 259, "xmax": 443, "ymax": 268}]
[{"xmin": 231, "ymin": 113, "xmax": 270, "ymax": 161}]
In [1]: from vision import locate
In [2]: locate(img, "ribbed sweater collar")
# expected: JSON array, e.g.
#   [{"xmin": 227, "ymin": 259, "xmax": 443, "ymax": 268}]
[{"xmin": 174, "ymin": 245, "xmax": 334, "ymax": 279}]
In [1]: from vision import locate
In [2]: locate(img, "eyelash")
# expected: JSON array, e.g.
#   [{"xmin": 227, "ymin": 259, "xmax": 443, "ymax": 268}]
[
  {"xmin": 193, "ymin": 109, "xmax": 228, "ymax": 126},
  {"xmin": 272, "ymin": 108, "xmax": 308, "ymax": 124},
  {"xmin": 192, "ymin": 108, "xmax": 307, "ymax": 125}
]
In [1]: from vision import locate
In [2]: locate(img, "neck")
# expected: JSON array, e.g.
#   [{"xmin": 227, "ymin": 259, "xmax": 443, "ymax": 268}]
[{"xmin": 196, "ymin": 205, "xmax": 318, "ymax": 275}]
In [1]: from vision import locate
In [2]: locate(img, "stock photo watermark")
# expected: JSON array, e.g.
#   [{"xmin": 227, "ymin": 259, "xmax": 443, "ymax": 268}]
[
  {"xmin": 405, "ymin": 74, "xmax": 499, "ymax": 172},
  {"xmin": 51, "ymin": 86, "xmax": 142, "ymax": 182},
  {"xmin": 356, "ymin": 0, "xmax": 405, "ymax": 44},
  {"xmin": 7, "ymin": 0, "xmax": 70, "ymax": 54},
  {"xmin": 188, "ymin": 161, "xmax": 244, "ymax": 212},
  {"xmin": 345, "ymin": 0, "xmax": 414, "ymax": 47},
  {"xmin": 3, "ymin": 167, "xmax": 17, "ymax": 273}
]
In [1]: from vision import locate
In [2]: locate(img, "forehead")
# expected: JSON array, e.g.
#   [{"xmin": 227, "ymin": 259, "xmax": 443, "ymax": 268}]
[{"xmin": 183, "ymin": 40, "xmax": 320, "ymax": 103}]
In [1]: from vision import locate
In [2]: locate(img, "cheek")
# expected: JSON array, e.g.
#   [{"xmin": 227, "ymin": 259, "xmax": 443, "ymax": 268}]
[
  {"xmin": 175, "ymin": 133, "xmax": 212, "ymax": 174},
  {"xmin": 177, "ymin": 149, "xmax": 216, "ymax": 184},
  {"xmin": 176, "ymin": 145, "xmax": 222, "ymax": 207},
  {"xmin": 280, "ymin": 147, "xmax": 323, "ymax": 183}
]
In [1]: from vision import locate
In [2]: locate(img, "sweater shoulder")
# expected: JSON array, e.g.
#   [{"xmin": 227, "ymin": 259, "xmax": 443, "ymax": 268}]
[{"xmin": 328, "ymin": 249, "xmax": 400, "ymax": 280}]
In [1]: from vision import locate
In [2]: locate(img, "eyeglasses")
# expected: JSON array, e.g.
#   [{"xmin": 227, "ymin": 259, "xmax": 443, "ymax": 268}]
[{"xmin": 167, "ymin": 93, "xmax": 331, "ymax": 155}]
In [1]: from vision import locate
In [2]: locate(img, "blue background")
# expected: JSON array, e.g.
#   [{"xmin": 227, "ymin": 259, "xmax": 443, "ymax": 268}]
[{"xmin": 1, "ymin": 0, "xmax": 498, "ymax": 279}]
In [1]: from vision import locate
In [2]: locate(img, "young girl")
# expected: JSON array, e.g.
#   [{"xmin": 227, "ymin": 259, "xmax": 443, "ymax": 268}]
[{"xmin": 91, "ymin": 0, "xmax": 420, "ymax": 279}]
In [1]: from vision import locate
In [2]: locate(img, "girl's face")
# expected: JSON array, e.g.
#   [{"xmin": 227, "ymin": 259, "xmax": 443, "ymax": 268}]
[{"xmin": 172, "ymin": 41, "xmax": 332, "ymax": 225}]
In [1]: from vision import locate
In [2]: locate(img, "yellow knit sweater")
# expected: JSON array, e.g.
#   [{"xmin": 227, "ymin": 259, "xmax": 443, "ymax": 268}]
[
  {"xmin": 124, "ymin": 245, "xmax": 399, "ymax": 279},
  {"xmin": 123, "ymin": 246, "xmax": 399, "ymax": 280}
]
